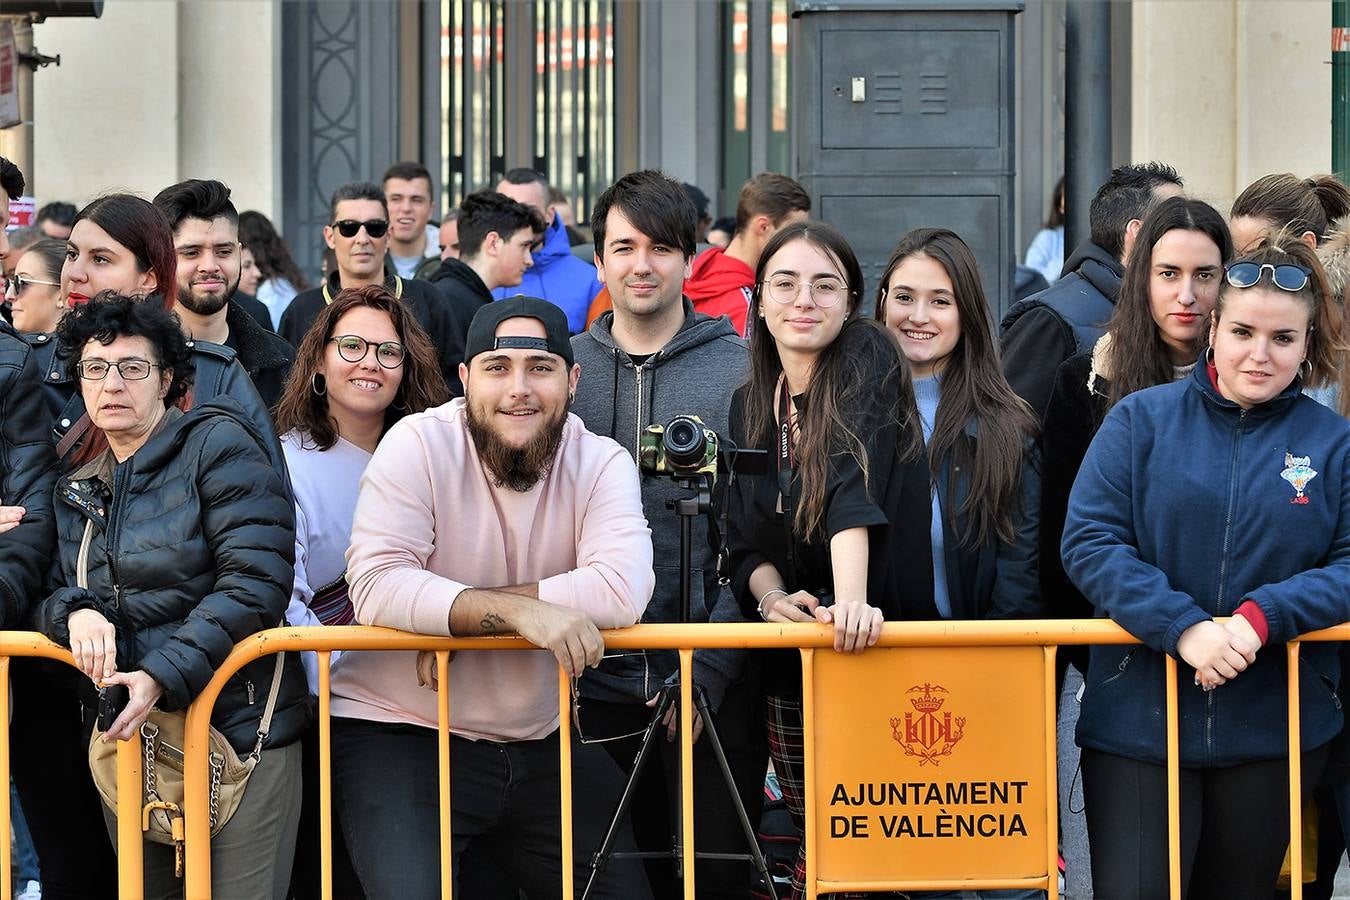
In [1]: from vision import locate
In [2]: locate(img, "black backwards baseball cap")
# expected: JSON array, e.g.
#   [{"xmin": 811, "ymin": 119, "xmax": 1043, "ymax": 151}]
[{"xmin": 463, "ymin": 295, "xmax": 575, "ymax": 368}]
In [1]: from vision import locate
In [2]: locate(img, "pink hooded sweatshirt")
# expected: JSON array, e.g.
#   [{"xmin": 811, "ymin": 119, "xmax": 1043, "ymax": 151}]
[{"xmin": 338, "ymin": 399, "xmax": 654, "ymax": 742}]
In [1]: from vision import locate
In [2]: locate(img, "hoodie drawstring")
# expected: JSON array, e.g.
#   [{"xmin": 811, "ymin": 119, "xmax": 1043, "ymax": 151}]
[{"xmin": 609, "ymin": 350, "xmax": 621, "ymax": 453}]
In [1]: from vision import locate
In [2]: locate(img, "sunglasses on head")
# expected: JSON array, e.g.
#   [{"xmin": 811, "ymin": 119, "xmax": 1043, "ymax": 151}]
[
  {"xmin": 333, "ymin": 219, "xmax": 389, "ymax": 239},
  {"xmin": 1225, "ymin": 261, "xmax": 1312, "ymax": 293}
]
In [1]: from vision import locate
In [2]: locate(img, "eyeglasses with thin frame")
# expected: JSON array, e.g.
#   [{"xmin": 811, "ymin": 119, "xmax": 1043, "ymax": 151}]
[
  {"xmin": 76, "ymin": 358, "xmax": 160, "ymax": 381},
  {"xmin": 332, "ymin": 219, "xmax": 390, "ymax": 239},
  {"xmin": 328, "ymin": 335, "xmax": 406, "ymax": 368},
  {"xmin": 1225, "ymin": 261, "xmax": 1311, "ymax": 293},
  {"xmin": 4, "ymin": 273, "xmax": 61, "ymax": 297},
  {"xmin": 569, "ymin": 654, "xmax": 654, "ymax": 744},
  {"xmin": 760, "ymin": 275, "xmax": 849, "ymax": 308}
]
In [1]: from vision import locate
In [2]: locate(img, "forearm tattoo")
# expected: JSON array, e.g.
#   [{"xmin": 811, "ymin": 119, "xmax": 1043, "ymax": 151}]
[{"xmin": 479, "ymin": 612, "xmax": 506, "ymax": 633}]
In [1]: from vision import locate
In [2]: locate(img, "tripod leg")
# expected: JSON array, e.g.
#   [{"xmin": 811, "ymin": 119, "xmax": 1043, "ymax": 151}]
[
  {"xmin": 694, "ymin": 687, "xmax": 779, "ymax": 900},
  {"xmin": 581, "ymin": 686, "xmax": 678, "ymax": 900}
]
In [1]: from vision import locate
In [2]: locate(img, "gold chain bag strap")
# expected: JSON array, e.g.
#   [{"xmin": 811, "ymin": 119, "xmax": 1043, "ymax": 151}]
[{"xmin": 79, "ymin": 520, "xmax": 285, "ymax": 873}]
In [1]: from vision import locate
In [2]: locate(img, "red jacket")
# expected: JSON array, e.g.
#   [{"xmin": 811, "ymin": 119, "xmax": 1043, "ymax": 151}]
[{"xmin": 685, "ymin": 247, "xmax": 754, "ymax": 336}]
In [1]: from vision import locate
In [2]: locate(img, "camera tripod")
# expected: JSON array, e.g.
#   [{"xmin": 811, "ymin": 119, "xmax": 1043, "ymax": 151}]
[{"xmin": 582, "ymin": 474, "xmax": 778, "ymax": 900}]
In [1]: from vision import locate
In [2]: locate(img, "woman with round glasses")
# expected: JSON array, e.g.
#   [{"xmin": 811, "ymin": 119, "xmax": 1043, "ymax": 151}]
[
  {"xmin": 1062, "ymin": 233, "xmax": 1350, "ymax": 897},
  {"xmin": 36, "ymin": 293, "xmax": 309, "ymax": 896},
  {"xmin": 726, "ymin": 220, "xmax": 932, "ymax": 899},
  {"xmin": 273, "ymin": 284, "xmax": 447, "ymax": 898}
]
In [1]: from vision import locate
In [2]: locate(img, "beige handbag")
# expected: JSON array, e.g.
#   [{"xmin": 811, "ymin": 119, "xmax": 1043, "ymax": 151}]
[{"xmin": 77, "ymin": 520, "xmax": 285, "ymax": 874}]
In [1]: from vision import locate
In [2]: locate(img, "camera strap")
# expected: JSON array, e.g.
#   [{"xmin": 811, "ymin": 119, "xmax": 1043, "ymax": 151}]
[{"xmin": 777, "ymin": 381, "xmax": 798, "ymax": 593}]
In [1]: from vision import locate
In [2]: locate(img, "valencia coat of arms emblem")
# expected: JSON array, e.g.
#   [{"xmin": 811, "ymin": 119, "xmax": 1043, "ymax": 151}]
[{"xmin": 890, "ymin": 683, "xmax": 966, "ymax": 766}]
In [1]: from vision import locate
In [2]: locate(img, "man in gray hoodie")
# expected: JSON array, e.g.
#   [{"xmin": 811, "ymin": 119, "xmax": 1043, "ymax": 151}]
[{"xmin": 571, "ymin": 170, "xmax": 761, "ymax": 899}]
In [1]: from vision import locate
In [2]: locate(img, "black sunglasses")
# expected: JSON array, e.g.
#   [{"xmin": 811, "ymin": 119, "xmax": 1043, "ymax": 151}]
[
  {"xmin": 1225, "ymin": 261, "xmax": 1312, "ymax": 293},
  {"xmin": 333, "ymin": 219, "xmax": 389, "ymax": 239}
]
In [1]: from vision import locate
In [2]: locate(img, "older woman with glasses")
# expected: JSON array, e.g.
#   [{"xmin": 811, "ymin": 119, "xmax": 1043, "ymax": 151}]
[
  {"xmin": 35, "ymin": 293, "xmax": 308, "ymax": 898},
  {"xmin": 1062, "ymin": 234, "xmax": 1350, "ymax": 898},
  {"xmin": 272, "ymin": 284, "xmax": 447, "ymax": 899}
]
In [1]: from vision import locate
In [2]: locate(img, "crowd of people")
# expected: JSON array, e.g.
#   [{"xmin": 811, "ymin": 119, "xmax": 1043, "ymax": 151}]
[{"xmin": 2, "ymin": 151, "xmax": 1350, "ymax": 900}]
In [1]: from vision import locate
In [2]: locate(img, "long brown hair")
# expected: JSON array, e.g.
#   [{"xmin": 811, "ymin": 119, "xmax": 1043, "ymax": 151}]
[
  {"xmin": 274, "ymin": 285, "xmax": 449, "ymax": 450},
  {"xmin": 874, "ymin": 228, "xmax": 1036, "ymax": 546},
  {"xmin": 1213, "ymin": 232, "xmax": 1347, "ymax": 404},
  {"xmin": 743, "ymin": 221, "xmax": 919, "ymax": 540},
  {"xmin": 1107, "ymin": 197, "xmax": 1234, "ymax": 407}
]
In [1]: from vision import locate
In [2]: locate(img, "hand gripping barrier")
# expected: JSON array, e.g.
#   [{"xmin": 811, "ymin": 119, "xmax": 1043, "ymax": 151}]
[
  {"xmin": 0, "ymin": 632, "xmax": 146, "ymax": 898},
  {"xmin": 0, "ymin": 619, "xmax": 1343, "ymax": 898}
]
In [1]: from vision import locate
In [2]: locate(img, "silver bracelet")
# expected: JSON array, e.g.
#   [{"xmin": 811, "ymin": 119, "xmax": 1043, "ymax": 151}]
[{"xmin": 757, "ymin": 588, "xmax": 788, "ymax": 621}]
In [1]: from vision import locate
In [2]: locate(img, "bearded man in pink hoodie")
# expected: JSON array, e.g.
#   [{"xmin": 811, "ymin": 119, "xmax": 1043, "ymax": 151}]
[{"xmin": 335, "ymin": 295, "xmax": 655, "ymax": 898}]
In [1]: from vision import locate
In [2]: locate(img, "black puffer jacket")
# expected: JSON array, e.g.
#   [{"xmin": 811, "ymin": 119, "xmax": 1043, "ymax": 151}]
[
  {"xmin": 47, "ymin": 339, "xmax": 288, "ymax": 477},
  {"xmin": 0, "ymin": 323, "xmax": 58, "ymax": 626},
  {"xmin": 38, "ymin": 398, "xmax": 307, "ymax": 753}
]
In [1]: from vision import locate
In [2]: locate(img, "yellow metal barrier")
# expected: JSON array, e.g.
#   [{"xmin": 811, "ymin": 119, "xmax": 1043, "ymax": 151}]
[
  {"xmin": 0, "ymin": 632, "xmax": 146, "ymax": 898},
  {"xmin": 3, "ymin": 619, "xmax": 1346, "ymax": 897}
]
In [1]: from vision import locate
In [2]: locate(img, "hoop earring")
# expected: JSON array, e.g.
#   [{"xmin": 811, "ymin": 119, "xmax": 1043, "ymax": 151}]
[
  {"xmin": 1205, "ymin": 346, "xmax": 1215, "ymax": 366},
  {"xmin": 1300, "ymin": 358, "xmax": 1313, "ymax": 381},
  {"xmin": 391, "ymin": 393, "xmax": 407, "ymax": 411},
  {"xmin": 311, "ymin": 372, "xmax": 327, "ymax": 396}
]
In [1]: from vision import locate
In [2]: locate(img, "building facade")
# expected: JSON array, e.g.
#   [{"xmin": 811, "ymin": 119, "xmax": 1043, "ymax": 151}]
[{"xmin": 12, "ymin": 0, "xmax": 1333, "ymax": 282}]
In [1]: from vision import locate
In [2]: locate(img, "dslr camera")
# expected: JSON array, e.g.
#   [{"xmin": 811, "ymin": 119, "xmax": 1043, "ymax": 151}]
[{"xmin": 639, "ymin": 415, "xmax": 719, "ymax": 479}]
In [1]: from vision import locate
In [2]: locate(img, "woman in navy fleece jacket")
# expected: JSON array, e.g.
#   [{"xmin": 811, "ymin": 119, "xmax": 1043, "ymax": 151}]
[{"xmin": 1062, "ymin": 234, "xmax": 1350, "ymax": 898}]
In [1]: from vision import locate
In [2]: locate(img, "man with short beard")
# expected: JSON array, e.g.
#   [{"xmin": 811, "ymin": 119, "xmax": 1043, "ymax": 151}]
[
  {"xmin": 340, "ymin": 295, "xmax": 654, "ymax": 898},
  {"xmin": 154, "ymin": 179, "xmax": 295, "ymax": 408}
]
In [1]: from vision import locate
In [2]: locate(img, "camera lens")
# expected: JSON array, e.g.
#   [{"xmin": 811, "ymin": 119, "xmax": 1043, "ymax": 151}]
[{"xmin": 663, "ymin": 416, "xmax": 707, "ymax": 467}]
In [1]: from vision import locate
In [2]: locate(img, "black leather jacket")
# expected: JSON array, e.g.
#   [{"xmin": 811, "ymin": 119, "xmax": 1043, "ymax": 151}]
[
  {"xmin": 0, "ymin": 323, "xmax": 58, "ymax": 626},
  {"xmin": 38, "ymin": 399, "xmax": 307, "ymax": 753}
]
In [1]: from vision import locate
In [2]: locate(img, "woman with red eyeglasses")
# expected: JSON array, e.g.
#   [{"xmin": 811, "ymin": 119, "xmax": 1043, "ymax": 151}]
[{"xmin": 1063, "ymin": 234, "xmax": 1350, "ymax": 897}]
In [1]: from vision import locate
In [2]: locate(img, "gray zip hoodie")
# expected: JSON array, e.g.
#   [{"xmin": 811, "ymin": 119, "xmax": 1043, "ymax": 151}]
[{"xmin": 570, "ymin": 300, "xmax": 748, "ymax": 710}]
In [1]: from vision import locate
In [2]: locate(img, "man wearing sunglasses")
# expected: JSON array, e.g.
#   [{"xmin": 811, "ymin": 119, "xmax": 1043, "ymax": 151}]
[
  {"xmin": 153, "ymin": 179, "xmax": 296, "ymax": 409},
  {"xmin": 279, "ymin": 181, "xmax": 462, "ymax": 389}
]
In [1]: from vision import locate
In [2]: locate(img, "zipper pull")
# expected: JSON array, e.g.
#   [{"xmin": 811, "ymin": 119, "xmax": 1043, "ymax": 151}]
[
  {"xmin": 113, "ymin": 584, "xmax": 122, "ymax": 609},
  {"xmin": 246, "ymin": 680, "xmax": 256, "ymax": 705}
]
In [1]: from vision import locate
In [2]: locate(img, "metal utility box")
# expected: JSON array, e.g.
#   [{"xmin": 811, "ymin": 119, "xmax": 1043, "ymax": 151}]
[{"xmin": 792, "ymin": 0, "xmax": 1022, "ymax": 315}]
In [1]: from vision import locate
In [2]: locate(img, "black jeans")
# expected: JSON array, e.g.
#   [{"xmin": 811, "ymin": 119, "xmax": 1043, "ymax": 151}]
[
  {"xmin": 331, "ymin": 717, "xmax": 651, "ymax": 899},
  {"xmin": 574, "ymin": 667, "xmax": 767, "ymax": 900},
  {"xmin": 290, "ymin": 718, "xmax": 365, "ymax": 900},
  {"xmin": 1081, "ymin": 744, "xmax": 1330, "ymax": 899},
  {"xmin": 11, "ymin": 658, "xmax": 117, "ymax": 900}
]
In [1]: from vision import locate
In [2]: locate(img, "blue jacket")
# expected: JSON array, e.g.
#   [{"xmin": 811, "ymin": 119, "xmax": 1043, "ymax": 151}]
[
  {"xmin": 1063, "ymin": 363, "xmax": 1350, "ymax": 767},
  {"xmin": 492, "ymin": 214, "xmax": 602, "ymax": 334}
]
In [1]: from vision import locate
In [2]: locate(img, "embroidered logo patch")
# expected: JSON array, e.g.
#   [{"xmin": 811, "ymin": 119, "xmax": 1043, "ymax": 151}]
[{"xmin": 1280, "ymin": 452, "xmax": 1318, "ymax": 505}]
